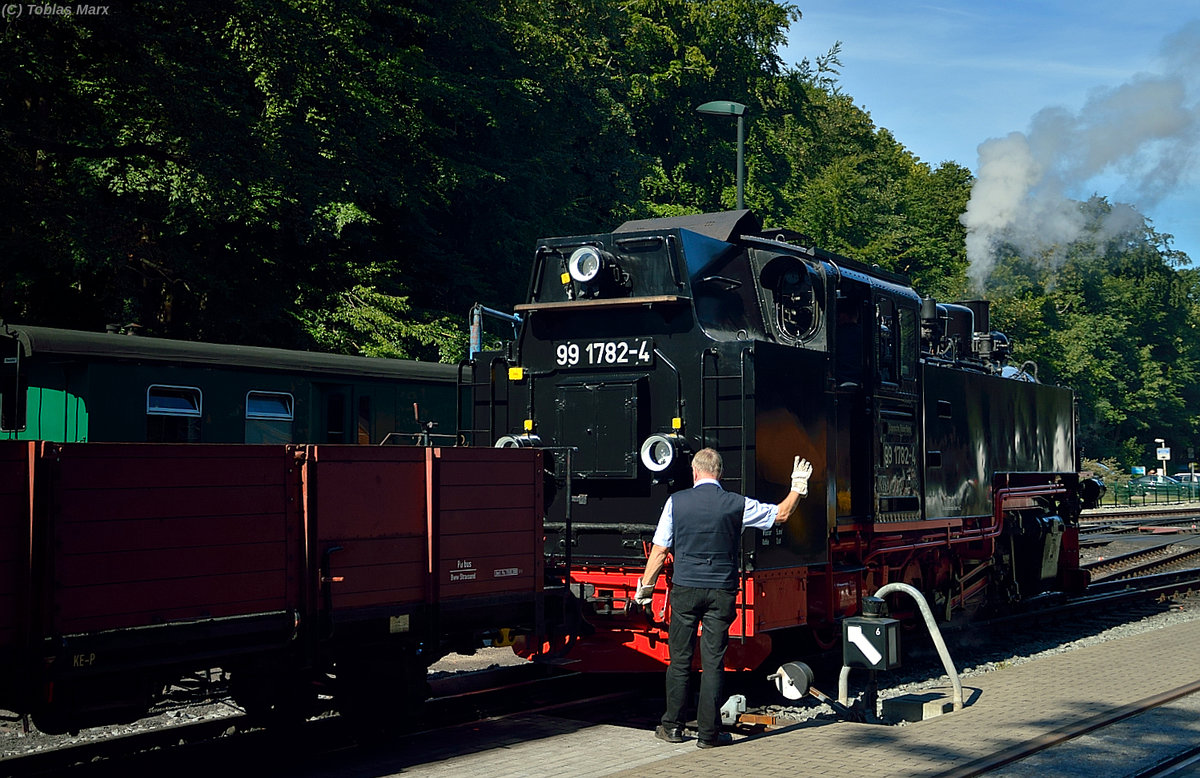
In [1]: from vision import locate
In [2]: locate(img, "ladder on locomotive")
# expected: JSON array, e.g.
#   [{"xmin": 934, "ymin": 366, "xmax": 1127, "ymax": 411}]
[
  {"xmin": 699, "ymin": 347, "xmax": 752, "ymax": 493},
  {"xmin": 701, "ymin": 345, "xmax": 758, "ymax": 644}
]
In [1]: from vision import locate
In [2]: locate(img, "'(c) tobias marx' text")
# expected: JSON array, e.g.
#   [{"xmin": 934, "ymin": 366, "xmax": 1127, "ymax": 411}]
[{"xmin": 2, "ymin": 4, "xmax": 111, "ymax": 18}]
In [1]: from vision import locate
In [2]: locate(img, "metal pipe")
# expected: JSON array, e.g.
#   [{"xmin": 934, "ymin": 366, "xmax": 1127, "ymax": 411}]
[
  {"xmin": 862, "ymin": 484, "xmax": 1067, "ymax": 565},
  {"xmin": 876, "ymin": 582, "xmax": 963, "ymax": 711},
  {"xmin": 468, "ymin": 303, "xmax": 522, "ymax": 359}
]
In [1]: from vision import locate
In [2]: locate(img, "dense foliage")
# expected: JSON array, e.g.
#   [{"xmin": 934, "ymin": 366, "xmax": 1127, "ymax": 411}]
[{"xmin": 0, "ymin": 1, "xmax": 1194, "ymax": 466}]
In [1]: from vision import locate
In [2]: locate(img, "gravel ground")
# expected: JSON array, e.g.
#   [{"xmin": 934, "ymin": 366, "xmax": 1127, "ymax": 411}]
[{"xmin": 0, "ymin": 648, "xmax": 527, "ymax": 758}]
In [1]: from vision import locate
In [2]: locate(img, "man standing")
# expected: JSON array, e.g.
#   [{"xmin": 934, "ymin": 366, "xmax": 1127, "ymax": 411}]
[{"xmin": 635, "ymin": 448, "xmax": 812, "ymax": 748}]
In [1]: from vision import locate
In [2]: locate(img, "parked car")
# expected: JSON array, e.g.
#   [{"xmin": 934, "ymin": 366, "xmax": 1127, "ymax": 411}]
[
  {"xmin": 1172, "ymin": 472, "xmax": 1200, "ymax": 485},
  {"xmin": 1128, "ymin": 474, "xmax": 1190, "ymax": 499}
]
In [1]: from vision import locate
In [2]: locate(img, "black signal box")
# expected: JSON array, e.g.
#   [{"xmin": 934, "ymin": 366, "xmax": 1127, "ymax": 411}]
[{"xmin": 842, "ymin": 615, "xmax": 901, "ymax": 670}]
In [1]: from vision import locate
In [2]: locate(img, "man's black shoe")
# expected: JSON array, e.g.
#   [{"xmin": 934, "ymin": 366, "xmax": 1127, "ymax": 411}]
[
  {"xmin": 696, "ymin": 732, "xmax": 732, "ymax": 749},
  {"xmin": 654, "ymin": 725, "xmax": 685, "ymax": 744}
]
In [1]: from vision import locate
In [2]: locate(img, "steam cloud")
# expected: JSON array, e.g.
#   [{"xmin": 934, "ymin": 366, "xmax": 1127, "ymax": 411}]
[{"xmin": 962, "ymin": 21, "xmax": 1200, "ymax": 291}]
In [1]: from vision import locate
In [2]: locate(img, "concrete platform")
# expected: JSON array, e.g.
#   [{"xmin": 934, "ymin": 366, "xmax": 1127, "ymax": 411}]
[
  {"xmin": 297, "ymin": 617, "xmax": 1200, "ymax": 777},
  {"xmin": 615, "ymin": 616, "xmax": 1200, "ymax": 777}
]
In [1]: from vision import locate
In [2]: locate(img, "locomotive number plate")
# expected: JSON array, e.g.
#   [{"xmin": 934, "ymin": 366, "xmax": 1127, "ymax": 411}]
[{"xmin": 554, "ymin": 338, "xmax": 653, "ymax": 368}]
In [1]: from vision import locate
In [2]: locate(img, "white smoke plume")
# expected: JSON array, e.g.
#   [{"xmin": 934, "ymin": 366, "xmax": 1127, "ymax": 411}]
[{"xmin": 962, "ymin": 21, "xmax": 1200, "ymax": 292}]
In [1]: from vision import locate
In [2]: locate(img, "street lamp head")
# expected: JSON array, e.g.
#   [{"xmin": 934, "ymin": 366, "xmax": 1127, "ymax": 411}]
[
  {"xmin": 696, "ymin": 100, "xmax": 747, "ymax": 117},
  {"xmin": 696, "ymin": 100, "xmax": 749, "ymax": 210}
]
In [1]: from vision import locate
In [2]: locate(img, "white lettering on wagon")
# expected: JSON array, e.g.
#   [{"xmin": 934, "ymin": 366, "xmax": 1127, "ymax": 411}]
[
  {"xmin": 450, "ymin": 559, "xmax": 477, "ymax": 581},
  {"xmin": 493, "ymin": 567, "xmax": 521, "ymax": 578}
]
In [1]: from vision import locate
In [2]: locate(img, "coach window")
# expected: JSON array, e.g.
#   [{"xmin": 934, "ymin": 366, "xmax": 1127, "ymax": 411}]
[
  {"xmin": 245, "ymin": 391, "xmax": 294, "ymax": 444},
  {"xmin": 357, "ymin": 396, "xmax": 371, "ymax": 444},
  {"xmin": 146, "ymin": 385, "xmax": 202, "ymax": 443}
]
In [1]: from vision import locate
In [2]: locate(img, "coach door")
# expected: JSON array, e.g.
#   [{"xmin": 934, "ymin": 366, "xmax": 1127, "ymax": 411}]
[
  {"xmin": 0, "ymin": 339, "xmax": 23, "ymax": 435},
  {"xmin": 317, "ymin": 384, "xmax": 354, "ymax": 444}
]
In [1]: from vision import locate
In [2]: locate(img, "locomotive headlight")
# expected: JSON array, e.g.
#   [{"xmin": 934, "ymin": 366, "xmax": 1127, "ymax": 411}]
[
  {"xmin": 495, "ymin": 434, "xmax": 542, "ymax": 448},
  {"xmin": 568, "ymin": 246, "xmax": 604, "ymax": 284},
  {"xmin": 640, "ymin": 433, "xmax": 685, "ymax": 472}
]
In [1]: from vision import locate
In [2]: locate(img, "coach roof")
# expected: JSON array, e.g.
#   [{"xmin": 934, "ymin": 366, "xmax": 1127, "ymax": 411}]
[{"xmin": 0, "ymin": 322, "xmax": 457, "ymax": 382}]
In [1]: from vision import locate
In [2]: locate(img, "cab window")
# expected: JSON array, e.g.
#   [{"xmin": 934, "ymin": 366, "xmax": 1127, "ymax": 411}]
[
  {"xmin": 876, "ymin": 299, "xmax": 897, "ymax": 385},
  {"xmin": 899, "ymin": 306, "xmax": 917, "ymax": 382}
]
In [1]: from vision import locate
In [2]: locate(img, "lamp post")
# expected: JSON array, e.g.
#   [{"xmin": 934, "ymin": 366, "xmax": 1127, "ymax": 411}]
[
  {"xmin": 1155, "ymin": 437, "xmax": 1166, "ymax": 476},
  {"xmin": 696, "ymin": 100, "xmax": 747, "ymax": 210}
]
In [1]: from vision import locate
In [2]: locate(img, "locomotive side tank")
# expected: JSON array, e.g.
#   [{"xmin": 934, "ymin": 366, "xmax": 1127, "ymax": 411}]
[{"xmin": 465, "ymin": 210, "xmax": 1088, "ymax": 670}]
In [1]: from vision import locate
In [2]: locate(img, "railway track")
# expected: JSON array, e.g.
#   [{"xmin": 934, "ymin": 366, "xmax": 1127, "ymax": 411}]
[
  {"xmin": 943, "ymin": 678, "xmax": 1200, "ymax": 777},
  {"xmin": 1081, "ymin": 505, "xmax": 1200, "ymax": 528},
  {"xmin": 0, "ymin": 659, "xmax": 625, "ymax": 776},
  {"xmin": 1084, "ymin": 544, "xmax": 1200, "ymax": 581}
]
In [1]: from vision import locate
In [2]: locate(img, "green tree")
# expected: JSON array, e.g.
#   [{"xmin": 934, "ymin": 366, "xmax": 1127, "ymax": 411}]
[{"xmin": 986, "ymin": 198, "xmax": 1200, "ymax": 465}]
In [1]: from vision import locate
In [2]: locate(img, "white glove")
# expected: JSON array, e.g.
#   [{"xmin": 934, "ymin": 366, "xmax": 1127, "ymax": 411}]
[
  {"xmin": 790, "ymin": 456, "xmax": 813, "ymax": 495},
  {"xmin": 634, "ymin": 580, "xmax": 655, "ymax": 606}
]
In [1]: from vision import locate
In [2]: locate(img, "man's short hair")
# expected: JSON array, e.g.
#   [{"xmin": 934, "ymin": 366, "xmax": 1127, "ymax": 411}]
[{"xmin": 691, "ymin": 448, "xmax": 723, "ymax": 478}]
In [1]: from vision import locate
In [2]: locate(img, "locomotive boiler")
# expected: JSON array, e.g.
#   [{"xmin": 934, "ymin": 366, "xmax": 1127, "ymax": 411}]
[{"xmin": 464, "ymin": 209, "xmax": 1091, "ymax": 671}]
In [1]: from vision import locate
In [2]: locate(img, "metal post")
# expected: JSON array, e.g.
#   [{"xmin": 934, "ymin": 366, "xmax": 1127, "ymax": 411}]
[
  {"xmin": 736, "ymin": 114, "xmax": 744, "ymax": 210},
  {"xmin": 697, "ymin": 101, "xmax": 748, "ymax": 212}
]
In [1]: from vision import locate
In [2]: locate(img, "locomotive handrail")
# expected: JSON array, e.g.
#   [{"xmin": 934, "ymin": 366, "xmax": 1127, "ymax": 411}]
[
  {"xmin": 665, "ymin": 234, "xmax": 684, "ymax": 289},
  {"xmin": 652, "ymin": 347, "xmax": 685, "ymax": 429}
]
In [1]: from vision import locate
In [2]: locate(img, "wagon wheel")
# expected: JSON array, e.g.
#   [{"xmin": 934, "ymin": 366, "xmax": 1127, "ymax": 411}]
[
  {"xmin": 230, "ymin": 667, "xmax": 318, "ymax": 728},
  {"xmin": 334, "ymin": 649, "xmax": 430, "ymax": 735}
]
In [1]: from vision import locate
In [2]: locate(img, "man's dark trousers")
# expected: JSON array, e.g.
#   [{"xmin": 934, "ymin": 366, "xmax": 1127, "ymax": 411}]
[{"xmin": 661, "ymin": 585, "xmax": 736, "ymax": 743}]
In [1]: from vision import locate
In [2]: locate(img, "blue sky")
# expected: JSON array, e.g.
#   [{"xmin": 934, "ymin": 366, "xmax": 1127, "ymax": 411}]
[{"xmin": 780, "ymin": 2, "xmax": 1200, "ymax": 270}]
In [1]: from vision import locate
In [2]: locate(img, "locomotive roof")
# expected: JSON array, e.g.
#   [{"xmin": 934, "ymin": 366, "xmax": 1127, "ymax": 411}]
[
  {"xmin": 614, "ymin": 209, "xmax": 761, "ymax": 243},
  {"xmin": 0, "ymin": 323, "xmax": 458, "ymax": 382},
  {"xmin": 613, "ymin": 210, "xmax": 915, "ymax": 290}
]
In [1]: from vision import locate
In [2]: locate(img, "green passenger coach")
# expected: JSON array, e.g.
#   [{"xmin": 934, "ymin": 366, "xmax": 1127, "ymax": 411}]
[{"xmin": 0, "ymin": 322, "xmax": 460, "ymax": 446}]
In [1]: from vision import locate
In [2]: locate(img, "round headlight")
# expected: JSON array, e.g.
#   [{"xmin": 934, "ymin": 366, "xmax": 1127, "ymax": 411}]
[
  {"xmin": 640, "ymin": 434, "xmax": 677, "ymax": 472},
  {"xmin": 568, "ymin": 247, "xmax": 604, "ymax": 284},
  {"xmin": 495, "ymin": 434, "xmax": 541, "ymax": 448}
]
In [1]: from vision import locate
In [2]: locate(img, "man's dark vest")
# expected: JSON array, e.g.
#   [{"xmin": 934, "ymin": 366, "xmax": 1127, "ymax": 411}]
[{"xmin": 670, "ymin": 482, "xmax": 744, "ymax": 590}]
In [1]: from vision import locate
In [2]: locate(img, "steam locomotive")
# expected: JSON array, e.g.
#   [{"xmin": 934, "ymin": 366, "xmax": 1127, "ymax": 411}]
[{"xmin": 464, "ymin": 209, "xmax": 1094, "ymax": 671}]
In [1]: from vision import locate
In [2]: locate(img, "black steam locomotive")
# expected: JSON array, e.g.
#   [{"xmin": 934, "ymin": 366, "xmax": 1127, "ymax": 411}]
[{"xmin": 465, "ymin": 209, "xmax": 1092, "ymax": 671}]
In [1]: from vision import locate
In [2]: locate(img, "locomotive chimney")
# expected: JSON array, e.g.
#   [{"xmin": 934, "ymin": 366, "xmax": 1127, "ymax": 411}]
[{"xmin": 919, "ymin": 297, "xmax": 941, "ymax": 353}]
